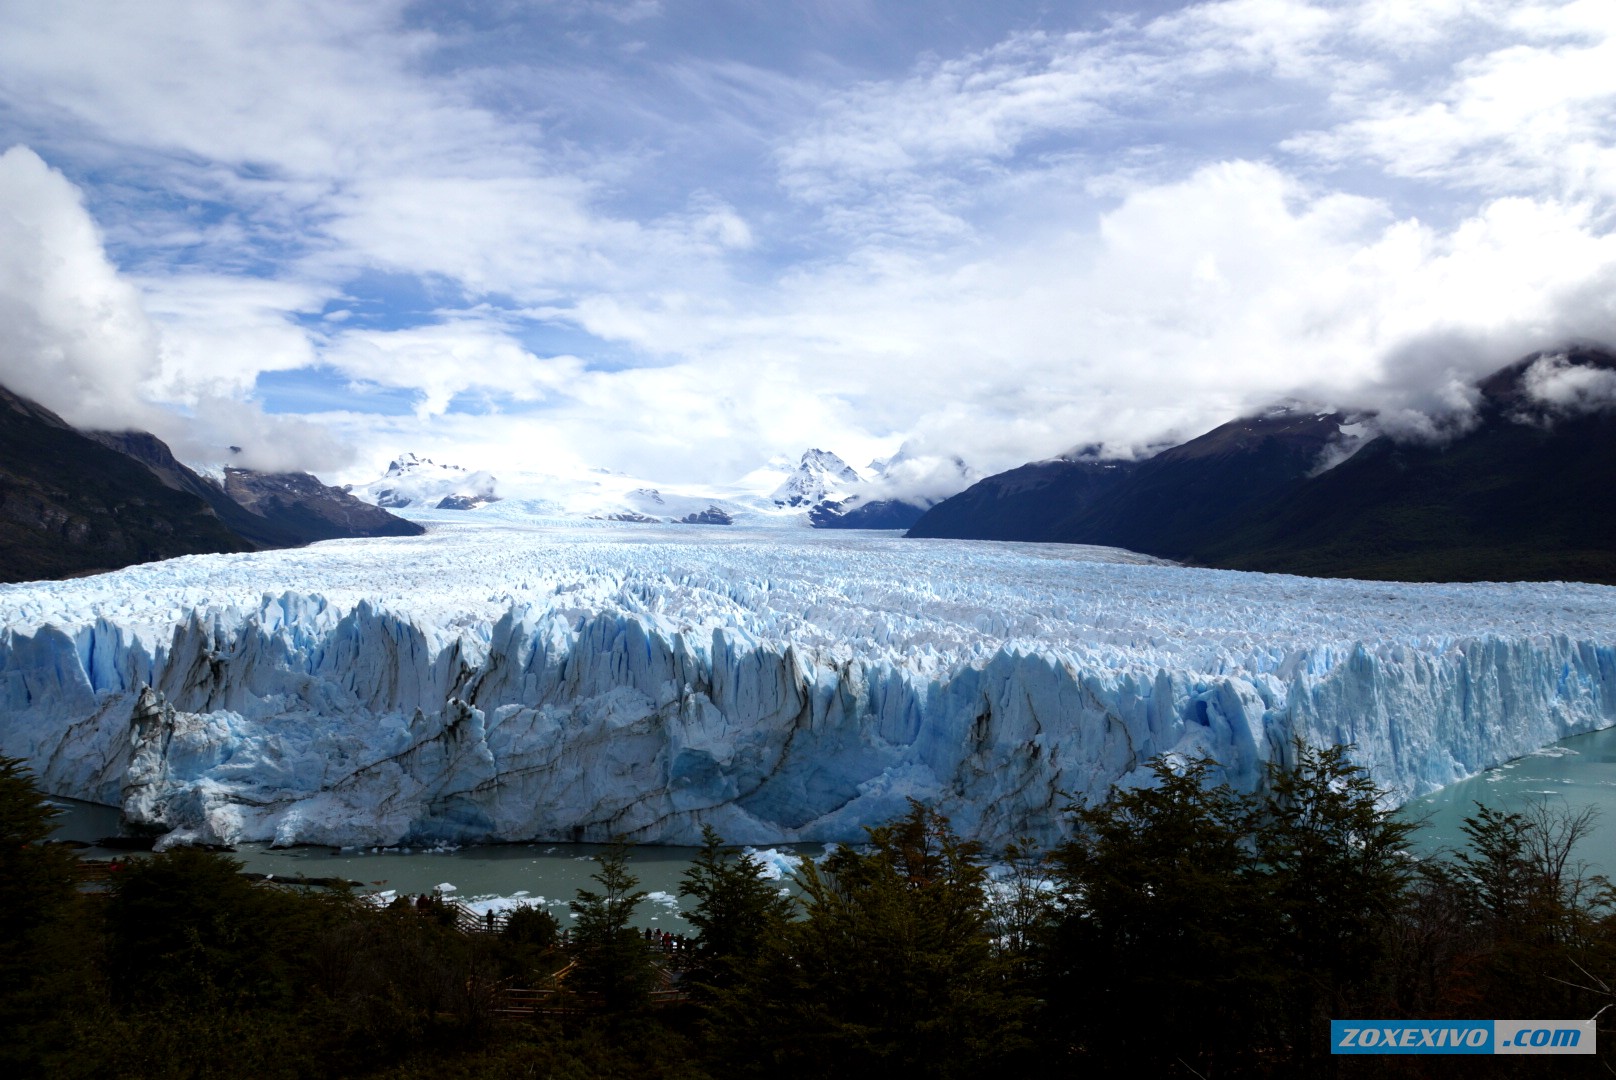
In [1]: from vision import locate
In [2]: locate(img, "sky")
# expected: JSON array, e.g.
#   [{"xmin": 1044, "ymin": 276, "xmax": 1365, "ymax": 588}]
[{"xmin": 2, "ymin": 0, "xmax": 1615, "ymax": 492}]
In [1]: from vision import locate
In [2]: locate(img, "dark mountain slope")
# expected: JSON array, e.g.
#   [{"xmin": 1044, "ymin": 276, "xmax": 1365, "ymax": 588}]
[
  {"xmin": 1198, "ymin": 348, "xmax": 1616, "ymax": 583},
  {"xmin": 907, "ymin": 410, "xmax": 1342, "ymax": 549},
  {"xmin": 0, "ymin": 388, "xmax": 251, "ymax": 583},
  {"xmin": 907, "ymin": 458, "xmax": 1138, "ymax": 541},
  {"xmin": 1051, "ymin": 410, "xmax": 1347, "ymax": 557},
  {"xmin": 3, "ymin": 384, "xmax": 424, "ymax": 584},
  {"xmin": 220, "ymin": 468, "xmax": 423, "ymax": 545},
  {"xmin": 87, "ymin": 430, "xmax": 311, "ymax": 549},
  {"xmin": 810, "ymin": 498, "xmax": 929, "ymax": 530},
  {"xmin": 907, "ymin": 347, "xmax": 1616, "ymax": 584},
  {"xmin": 90, "ymin": 430, "xmax": 422, "ymax": 547}
]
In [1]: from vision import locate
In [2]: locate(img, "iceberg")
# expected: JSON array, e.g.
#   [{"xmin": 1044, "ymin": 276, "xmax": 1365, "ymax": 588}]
[{"xmin": 2, "ymin": 521, "xmax": 1614, "ymax": 849}]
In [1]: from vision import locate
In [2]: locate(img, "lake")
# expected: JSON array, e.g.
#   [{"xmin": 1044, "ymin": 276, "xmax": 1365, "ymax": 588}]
[
  {"xmin": 1398, "ymin": 722, "xmax": 1616, "ymax": 878},
  {"xmin": 48, "ymin": 798, "xmax": 823, "ymax": 930}
]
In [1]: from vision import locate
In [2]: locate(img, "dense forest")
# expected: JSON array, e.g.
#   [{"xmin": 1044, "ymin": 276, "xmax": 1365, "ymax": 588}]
[{"xmin": 4, "ymin": 748, "xmax": 1614, "ymax": 1078}]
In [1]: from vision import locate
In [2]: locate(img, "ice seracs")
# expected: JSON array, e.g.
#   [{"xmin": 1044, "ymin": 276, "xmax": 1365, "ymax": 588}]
[{"xmin": 2, "ymin": 520, "xmax": 1614, "ymax": 851}]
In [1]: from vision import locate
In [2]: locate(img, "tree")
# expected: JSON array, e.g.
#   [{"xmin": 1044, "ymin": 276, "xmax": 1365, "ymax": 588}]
[
  {"xmin": 1257, "ymin": 742, "xmax": 1418, "ymax": 1069},
  {"xmin": 1442, "ymin": 801, "xmax": 1614, "ymax": 1019},
  {"xmin": 105, "ymin": 847, "xmax": 299, "ymax": 1010},
  {"xmin": 0, "ymin": 756, "xmax": 76, "ymax": 955},
  {"xmin": 677, "ymin": 824, "xmax": 792, "ymax": 993},
  {"xmin": 718, "ymin": 801, "xmax": 1033, "ymax": 1078},
  {"xmin": 0, "ymin": 757, "xmax": 83, "ymax": 1074},
  {"xmin": 567, "ymin": 841, "xmax": 655, "ymax": 1012},
  {"xmin": 1044, "ymin": 755, "xmax": 1275, "ymax": 1075},
  {"xmin": 981, "ymin": 836, "xmax": 1050, "ymax": 972},
  {"xmin": 502, "ymin": 903, "xmax": 560, "ymax": 951}
]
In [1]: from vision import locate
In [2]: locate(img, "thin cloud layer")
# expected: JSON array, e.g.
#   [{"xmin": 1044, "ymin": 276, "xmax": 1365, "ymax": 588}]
[{"xmin": 0, "ymin": 0, "xmax": 1613, "ymax": 492}]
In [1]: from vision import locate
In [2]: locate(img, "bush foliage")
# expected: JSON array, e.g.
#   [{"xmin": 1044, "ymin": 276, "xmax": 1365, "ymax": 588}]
[{"xmin": 5, "ymin": 749, "xmax": 1615, "ymax": 1077}]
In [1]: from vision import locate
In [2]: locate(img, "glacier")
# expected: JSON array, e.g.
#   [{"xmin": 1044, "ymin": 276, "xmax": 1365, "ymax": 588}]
[{"xmin": 3, "ymin": 520, "xmax": 1615, "ymax": 850}]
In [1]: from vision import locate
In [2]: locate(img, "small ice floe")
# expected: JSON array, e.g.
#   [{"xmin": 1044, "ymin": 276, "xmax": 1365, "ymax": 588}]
[
  {"xmin": 741, "ymin": 846, "xmax": 802, "ymax": 881},
  {"xmin": 460, "ymin": 894, "xmax": 553, "ymax": 918},
  {"xmin": 435, "ymin": 881, "xmax": 457, "ymax": 893}
]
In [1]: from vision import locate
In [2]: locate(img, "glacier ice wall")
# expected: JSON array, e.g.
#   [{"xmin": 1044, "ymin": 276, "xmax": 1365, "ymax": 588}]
[{"xmin": 2, "ymin": 523, "xmax": 1615, "ymax": 849}]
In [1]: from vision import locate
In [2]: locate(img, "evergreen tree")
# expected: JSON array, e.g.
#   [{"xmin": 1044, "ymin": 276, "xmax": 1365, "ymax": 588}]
[
  {"xmin": 720, "ymin": 801, "xmax": 1032, "ymax": 1078},
  {"xmin": 1045, "ymin": 756, "xmax": 1275, "ymax": 1076},
  {"xmin": 105, "ymin": 847, "xmax": 300, "ymax": 1010},
  {"xmin": 501, "ymin": 903, "xmax": 560, "ymax": 950},
  {"xmin": 678, "ymin": 824, "xmax": 792, "ymax": 992},
  {"xmin": 0, "ymin": 757, "xmax": 83, "ymax": 1074},
  {"xmin": 1257, "ymin": 742, "xmax": 1418, "ymax": 1071},
  {"xmin": 567, "ymin": 841, "xmax": 655, "ymax": 1012}
]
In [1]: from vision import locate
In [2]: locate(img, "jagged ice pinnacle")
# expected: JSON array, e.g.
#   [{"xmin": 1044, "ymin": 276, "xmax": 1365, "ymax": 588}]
[{"xmin": 2, "ymin": 520, "xmax": 1614, "ymax": 849}]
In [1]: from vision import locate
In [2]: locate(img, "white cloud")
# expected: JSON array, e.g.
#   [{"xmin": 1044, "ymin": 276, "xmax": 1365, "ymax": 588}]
[
  {"xmin": 0, "ymin": 146, "xmax": 164, "ymax": 431},
  {"xmin": 1521, "ymin": 353, "xmax": 1616, "ymax": 415},
  {"xmin": 321, "ymin": 321, "xmax": 586, "ymax": 418},
  {"xmin": 545, "ymin": 158, "xmax": 1616, "ymax": 473},
  {"xmin": 165, "ymin": 396, "xmax": 355, "ymax": 474},
  {"xmin": 1286, "ymin": 3, "xmax": 1616, "ymax": 199},
  {"xmin": 136, "ymin": 274, "xmax": 328, "ymax": 401},
  {"xmin": 5, "ymin": 0, "xmax": 1616, "ymax": 494},
  {"xmin": 0, "ymin": 145, "xmax": 354, "ymax": 472}
]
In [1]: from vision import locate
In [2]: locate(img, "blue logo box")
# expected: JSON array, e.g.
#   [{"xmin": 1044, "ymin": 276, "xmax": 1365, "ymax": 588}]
[
  {"xmin": 1333, "ymin": 1020, "xmax": 1595, "ymax": 1055},
  {"xmin": 1331, "ymin": 1021, "xmax": 1491, "ymax": 1054}
]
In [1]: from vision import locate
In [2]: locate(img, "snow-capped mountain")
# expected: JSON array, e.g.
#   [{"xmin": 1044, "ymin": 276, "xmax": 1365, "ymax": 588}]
[
  {"xmin": 770, "ymin": 449, "xmax": 863, "ymax": 507},
  {"xmin": 348, "ymin": 452, "xmax": 500, "ymax": 511},
  {"xmin": 4, "ymin": 518, "xmax": 1613, "ymax": 851},
  {"xmin": 338, "ymin": 445, "xmax": 977, "ymax": 532},
  {"xmin": 810, "ymin": 448, "xmax": 978, "ymax": 530}
]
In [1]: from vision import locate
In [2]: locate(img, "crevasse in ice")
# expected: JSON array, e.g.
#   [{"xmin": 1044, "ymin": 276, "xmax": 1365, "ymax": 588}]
[{"xmin": 2, "ymin": 521, "xmax": 1614, "ymax": 849}]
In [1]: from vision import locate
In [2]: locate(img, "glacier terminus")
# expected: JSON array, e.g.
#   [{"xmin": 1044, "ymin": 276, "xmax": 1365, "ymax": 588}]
[{"xmin": 3, "ymin": 516, "xmax": 1615, "ymax": 851}]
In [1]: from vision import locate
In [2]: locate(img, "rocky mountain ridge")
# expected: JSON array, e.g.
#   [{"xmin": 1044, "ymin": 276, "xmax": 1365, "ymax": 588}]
[
  {"xmin": 0, "ymin": 383, "xmax": 422, "ymax": 584},
  {"xmin": 908, "ymin": 347, "xmax": 1616, "ymax": 585}
]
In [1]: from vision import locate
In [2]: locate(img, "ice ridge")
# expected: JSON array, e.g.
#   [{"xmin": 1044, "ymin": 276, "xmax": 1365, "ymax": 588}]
[{"xmin": 2, "ymin": 524, "xmax": 1614, "ymax": 849}]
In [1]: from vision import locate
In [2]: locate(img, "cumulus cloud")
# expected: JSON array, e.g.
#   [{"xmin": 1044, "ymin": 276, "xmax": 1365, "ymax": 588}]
[
  {"xmin": 0, "ymin": 146, "xmax": 165, "ymax": 431},
  {"xmin": 164, "ymin": 396, "xmax": 354, "ymax": 474},
  {"xmin": 0, "ymin": 144, "xmax": 352, "ymax": 472},
  {"xmin": 320, "ymin": 321, "xmax": 586, "ymax": 418},
  {"xmin": 137, "ymin": 274, "xmax": 327, "ymax": 401}
]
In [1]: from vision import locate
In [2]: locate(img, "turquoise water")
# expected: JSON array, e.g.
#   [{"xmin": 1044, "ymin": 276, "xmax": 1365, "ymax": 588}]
[{"xmin": 1398, "ymin": 724, "xmax": 1616, "ymax": 877}]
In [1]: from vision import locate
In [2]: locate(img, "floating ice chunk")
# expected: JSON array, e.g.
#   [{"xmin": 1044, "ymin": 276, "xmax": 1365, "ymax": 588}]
[{"xmin": 742, "ymin": 847, "xmax": 803, "ymax": 881}]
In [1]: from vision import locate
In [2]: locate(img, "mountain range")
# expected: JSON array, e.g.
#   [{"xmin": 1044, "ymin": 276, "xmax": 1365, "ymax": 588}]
[
  {"xmin": 0, "ymin": 384, "xmax": 421, "ymax": 584},
  {"xmin": 8, "ymin": 345, "xmax": 1612, "ymax": 587},
  {"xmin": 334, "ymin": 445, "xmax": 953, "ymax": 530},
  {"xmin": 909, "ymin": 347, "xmax": 1616, "ymax": 585}
]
